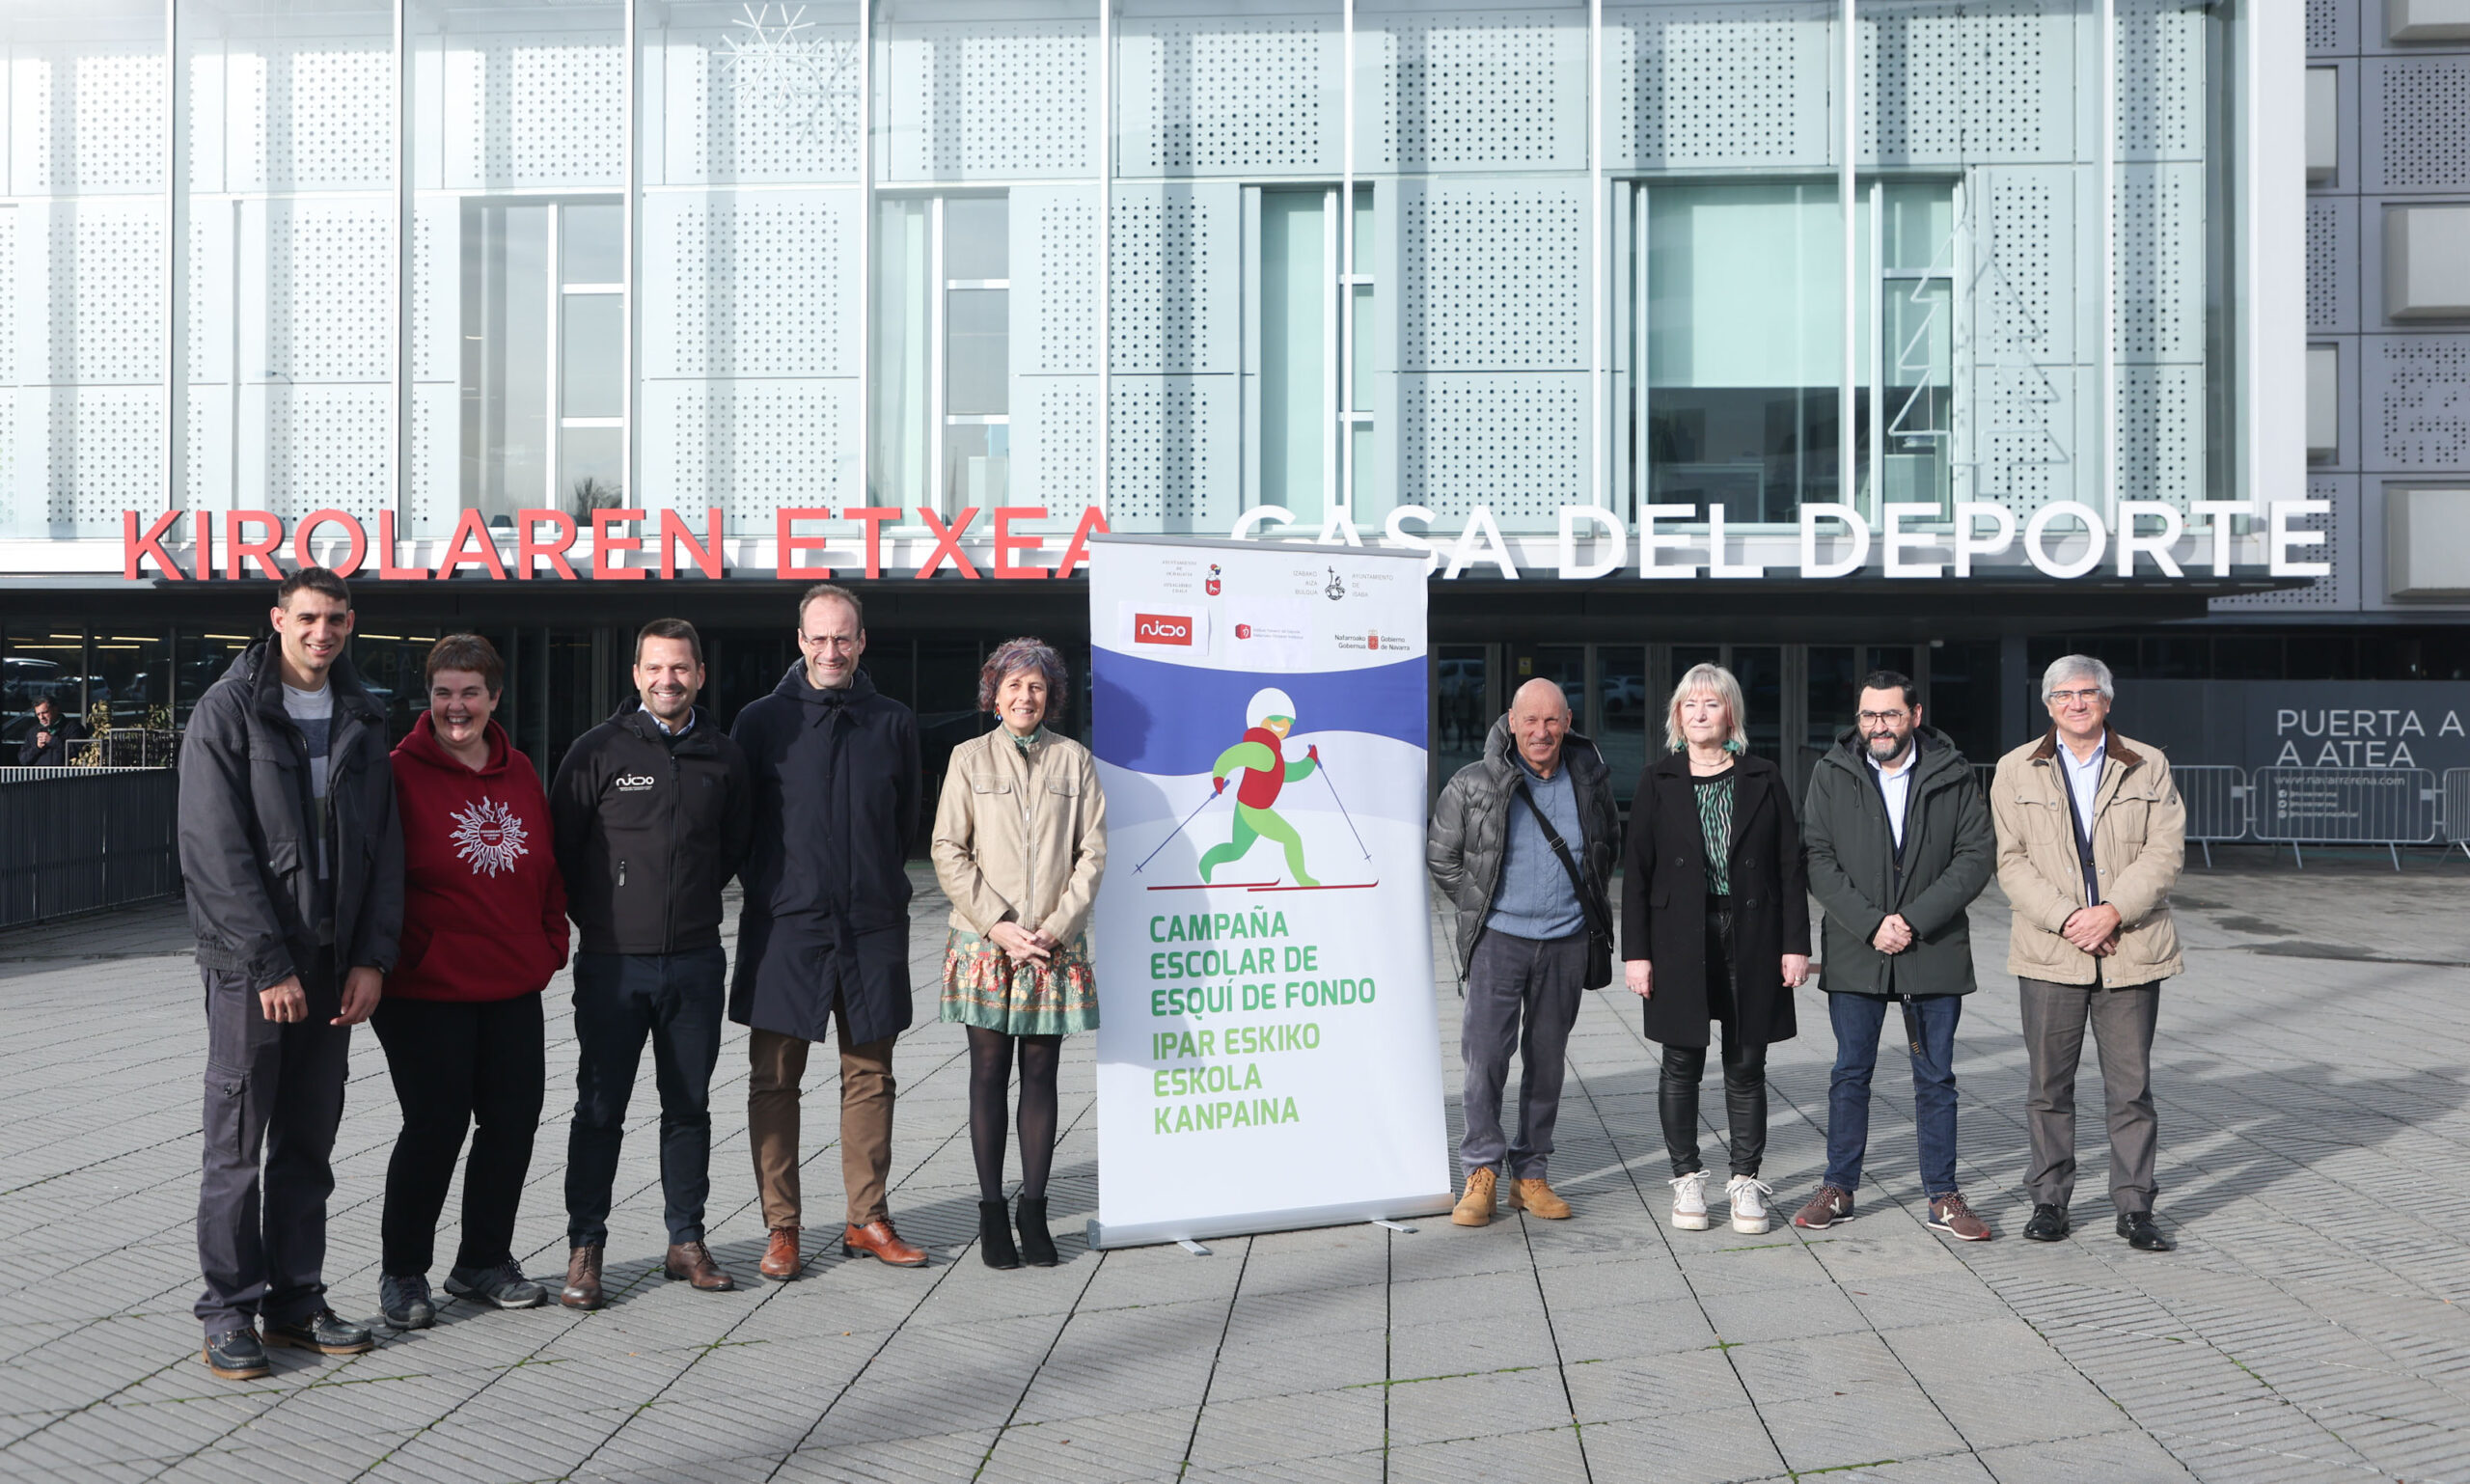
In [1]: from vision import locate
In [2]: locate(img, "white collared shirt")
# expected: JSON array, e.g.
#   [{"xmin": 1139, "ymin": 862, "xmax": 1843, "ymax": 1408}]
[
  {"xmin": 1866, "ymin": 744, "xmax": 1916, "ymax": 849},
  {"xmin": 2060, "ymin": 734, "xmax": 2107, "ymax": 836}
]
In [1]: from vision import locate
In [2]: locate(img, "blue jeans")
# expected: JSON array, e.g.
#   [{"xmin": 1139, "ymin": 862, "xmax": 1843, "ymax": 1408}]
[
  {"xmin": 565, "ymin": 948, "xmax": 727, "ymax": 1249},
  {"xmin": 1824, "ymin": 991, "xmax": 1962, "ymax": 1199}
]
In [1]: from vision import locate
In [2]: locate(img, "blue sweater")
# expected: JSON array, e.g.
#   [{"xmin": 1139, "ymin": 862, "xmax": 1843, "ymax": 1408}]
[{"xmin": 1486, "ymin": 754, "xmax": 1587, "ymax": 940}]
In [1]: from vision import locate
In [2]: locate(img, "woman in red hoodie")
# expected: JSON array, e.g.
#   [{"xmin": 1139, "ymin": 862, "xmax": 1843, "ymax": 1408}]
[{"xmin": 372, "ymin": 634, "xmax": 568, "ymax": 1332}]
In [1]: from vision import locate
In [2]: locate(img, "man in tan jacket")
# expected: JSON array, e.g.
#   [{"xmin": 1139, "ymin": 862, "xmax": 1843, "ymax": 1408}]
[{"xmin": 1990, "ymin": 654, "xmax": 2183, "ymax": 1252}]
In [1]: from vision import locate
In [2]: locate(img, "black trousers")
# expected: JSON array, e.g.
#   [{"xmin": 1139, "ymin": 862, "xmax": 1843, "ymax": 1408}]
[
  {"xmin": 564, "ymin": 948, "xmax": 727, "ymax": 1250},
  {"xmin": 371, "ymin": 993, "xmax": 546, "ymax": 1277},
  {"xmin": 1658, "ymin": 905, "xmax": 1770, "ymax": 1178},
  {"xmin": 196, "ymin": 952, "xmax": 350, "ymax": 1334}
]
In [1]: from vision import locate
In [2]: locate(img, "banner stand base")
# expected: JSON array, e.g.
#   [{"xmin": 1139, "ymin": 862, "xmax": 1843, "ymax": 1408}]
[{"xmin": 1087, "ymin": 1193, "xmax": 1456, "ymax": 1251}]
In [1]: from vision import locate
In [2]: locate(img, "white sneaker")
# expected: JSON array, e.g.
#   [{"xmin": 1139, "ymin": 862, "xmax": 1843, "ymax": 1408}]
[
  {"xmin": 1670, "ymin": 1170, "xmax": 1712, "ymax": 1230},
  {"xmin": 1727, "ymin": 1174, "xmax": 1774, "ymax": 1235}
]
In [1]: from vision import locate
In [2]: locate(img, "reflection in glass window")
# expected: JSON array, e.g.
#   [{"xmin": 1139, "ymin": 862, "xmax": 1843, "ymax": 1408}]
[
  {"xmin": 870, "ymin": 194, "xmax": 1010, "ymax": 510},
  {"xmin": 462, "ymin": 199, "xmax": 626, "ymax": 521},
  {"xmin": 1639, "ymin": 181, "xmax": 1955, "ymax": 524}
]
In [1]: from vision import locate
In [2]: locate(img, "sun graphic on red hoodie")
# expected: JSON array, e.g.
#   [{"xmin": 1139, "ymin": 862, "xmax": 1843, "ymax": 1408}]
[{"xmin": 449, "ymin": 797, "xmax": 530, "ymax": 877}]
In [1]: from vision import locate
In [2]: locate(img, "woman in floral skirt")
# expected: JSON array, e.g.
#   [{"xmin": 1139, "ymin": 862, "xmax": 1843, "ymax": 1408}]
[{"xmin": 931, "ymin": 638, "xmax": 1107, "ymax": 1268}]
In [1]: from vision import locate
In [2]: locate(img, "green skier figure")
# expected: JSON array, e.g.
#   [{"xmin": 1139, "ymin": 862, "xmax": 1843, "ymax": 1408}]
[{"xmin": 1197, "ymin": 687, "xmax": 1322, "ymax": 887}]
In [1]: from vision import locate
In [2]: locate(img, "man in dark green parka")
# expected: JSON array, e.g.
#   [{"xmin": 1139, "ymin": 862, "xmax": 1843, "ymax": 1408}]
[{"xmin": 1792, "ymin": 671, "xmax": 1997, "ymax": 1240}]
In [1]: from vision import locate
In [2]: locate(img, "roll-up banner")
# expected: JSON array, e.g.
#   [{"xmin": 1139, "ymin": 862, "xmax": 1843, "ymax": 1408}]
[{"xmin": 1084, "ymin": 535, "xmax": 1453, "ymax": 1249}]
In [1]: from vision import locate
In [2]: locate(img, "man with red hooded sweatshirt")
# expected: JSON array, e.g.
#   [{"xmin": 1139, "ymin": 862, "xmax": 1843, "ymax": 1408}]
[{"xmin": 371, "ymin": 634, "xmax": 568, "ymax": 1332}]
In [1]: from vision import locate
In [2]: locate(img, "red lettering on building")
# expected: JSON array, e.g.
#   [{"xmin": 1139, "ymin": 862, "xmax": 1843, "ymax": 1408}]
[
  {"xmin": 123, "ymin": 510, "xmax": 186, "ymax": 581},
  {"xmin": 591, "ymin": 508, "xmax": 647, "ymax": 581},
  {"xmin": 517, "ymin": 509, "xmax": 581, "ymax": 581},
  {"xmin": 775, "ymin": 507, "xmax": 835, "ymax": 581},
  {"xmin": 290, "ymin": 509, "xmax": 368, "ymax": 578},
  {"xmin": 225, "ymin": 510, "xmax": 285, "ymax": 581}
]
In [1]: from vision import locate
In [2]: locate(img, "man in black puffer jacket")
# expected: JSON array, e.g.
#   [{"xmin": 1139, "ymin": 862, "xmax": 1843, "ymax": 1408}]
[
  {"xmin": 550, "ymin": 618, "xmax": 752, "ymax": 1307},
  {"xmin": 729, "ymin": 585, "xmax": 923, "ymax": 1277},
  {"xmin": 1794, "ymin": 670, "xmax": 1996, "ymax": 1241}
]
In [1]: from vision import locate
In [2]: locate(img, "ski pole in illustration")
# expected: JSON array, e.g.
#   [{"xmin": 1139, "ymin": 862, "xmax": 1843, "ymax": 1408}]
[
  {"xmin": 1131, "ymin": 785, "xmax": 1227, "ymax": 876},
  {"xmin": 1314, "ymin": 746, "xmax": 1374, "ymax": 862}
]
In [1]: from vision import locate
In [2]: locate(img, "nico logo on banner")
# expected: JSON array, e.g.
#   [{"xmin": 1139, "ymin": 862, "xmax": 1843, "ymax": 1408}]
[
  {"xmin": 1137, "ymin": 615, "xmax": 1193, "ymax": 645},
  {"xmin": 1120, "ymin": 602, "xmax": 1210, "ymax": 655}
]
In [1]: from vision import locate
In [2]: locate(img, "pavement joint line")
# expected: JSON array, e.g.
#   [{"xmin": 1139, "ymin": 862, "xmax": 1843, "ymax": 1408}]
[
  {"xmin": 1167, "ymin": 1230, "xmax": 1253, "ymax": 1480},
  {"xmin": 1514, "ymin": 1211, "xmax": 1592, "ymax": 1482}
]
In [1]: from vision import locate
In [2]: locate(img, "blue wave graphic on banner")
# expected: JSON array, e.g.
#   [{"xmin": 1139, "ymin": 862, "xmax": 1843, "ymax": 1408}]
[{"xmin": 1092, "ymin": 649, "xmax": 1427, "ymax": 775}]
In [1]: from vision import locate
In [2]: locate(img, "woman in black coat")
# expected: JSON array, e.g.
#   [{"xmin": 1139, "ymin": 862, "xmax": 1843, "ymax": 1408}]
[{"xmin": 1621, "ymin": 663, "xmax": 1811, "ymax": 1237}]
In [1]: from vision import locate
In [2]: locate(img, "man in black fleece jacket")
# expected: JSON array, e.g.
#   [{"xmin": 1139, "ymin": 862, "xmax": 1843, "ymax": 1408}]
[{"xmin": 550, "ymin": 618, "xmax": 752, "ymax": 1306}]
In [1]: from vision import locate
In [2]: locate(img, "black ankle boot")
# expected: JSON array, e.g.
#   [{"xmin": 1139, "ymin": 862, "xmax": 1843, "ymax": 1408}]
[
  {"xmin": 978, "ymin": 1199, "xmax": 1020, "ymax": 1269},
  {"xmin": 1015, "ymin": 1195, "xmax": 1058, "ymax": 1267}
]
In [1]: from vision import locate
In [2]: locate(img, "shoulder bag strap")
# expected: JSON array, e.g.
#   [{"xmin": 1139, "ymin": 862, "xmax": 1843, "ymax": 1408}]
[{"xmin": 1512, "ymin": 777, "xmax": 1609, "ymax": 942}]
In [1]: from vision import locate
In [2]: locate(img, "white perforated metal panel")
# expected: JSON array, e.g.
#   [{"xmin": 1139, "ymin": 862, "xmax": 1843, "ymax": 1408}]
[
  {"xmin": 2117, "ymin": 0, "xmax": 2203, "ymax": 161},
  {"xmin": 1117, "ymin": 16, "xmax": 1339, "ymax": 177},
  {"xmin": 257, "ymin": 204, "xmax": 392, "ymax": 383},
  {"xmin": 1108, "ymin": 374, "xmax": 1235, "ymax": 525},
  {"xmin": 2372, "ymin": 59, "xmax": 2470, "ymax": 192},
  {"xmin": 1610, "ymin": 4, "xmax": 1825, "ymax": 170},
  {"xmin": 223, "ymin": 42, "xmax": 395, "ymax": 192},
  {"xmin": 2307, "ymin": 198, "xmax": 2344, "ymax": 333},
  {"xmin": 1398, "ymin": 372, "xmax": 1581, "ymax": 521},
  {"xmin": 1975, "ymin": 365, "xmax": 2079, "ymax": 512},
  {"xmin": 1398, "ymin": 181, "xmax": 1582, "ymax": 371},
  {"xmin": 405, "ymin": 382, "xmax": 457, "ymax": 536},
  {"xmin": 2113, "ymin": 163, "xmax": 2201, "ymax": 362},
  {"xmin": 444, "ymin": 36, "xmax": 625, "ymax": 189},
  {"xmin": 885, "ymin": 22, "xmax": 1093, "ymax": 180},
  {"xmin": 408, "ymin": 203, "xmax": 455, "ymax": 385},
  {"xmin": 39, "ymin": 204, "xmax": 164, "ymax": 384},
  {"xmin": 1860, "ymin": 4, "xmax": 2071, "ymax": 166},
  {"xmin": 2212, "ymin": 476, "xmax": 2349, "ymax": 611},
  {"xmin": 1016, "ymin": 188, "xmax": 1097, "ymax": 376},
  {"xmin": 1359, "ymin": 11, "xmax": 1585, "ymax": 172},
  {"xmin": 1975, "ymin": 167, "xmax": 2072, "ymax": 365},
  {"xmin": 2115, "ymin": 364, "xmax": 2202, "ymax": 501},
  {"xmin": 258, "ymin": 385, "xmax": 390, "ymax": 519},
  {"xmin": 2306, "ymin": 0, "xmax": 2344, "ymax": 56},
  {"xmin": 1019, "ymin": 375, "xmax": 1098, "ymax": 508},
  {"xmin": 181, "ymin": 385, "xmax": 229, "ymax": 515},
  {"xmin": 1111, "ymin": 185, "xmax": 1235, "ymax": 374},
  {"xmin": 645, "ymin": 379, "xmax": 858, "ymax": 528},
  {"xmin": 645, "ymin": 192, "xmax": 859, "ymax": 380},
  {"xmin": 2373, "ymin": 335, "xmax": 2470, "ymax": 467},
  {"xmin": 652, "ymin": 20, "xmax": 859, "ymax": 185},
  {"xmin": 28, "ymin": 387, "xmax": 162, "ymax": 536},
  {"xmin": 183, "ymin": 207, "xmax": 231, "ymax": 385},
  {"xmin": 14, "ymin": 46, "xmax": 165, "ymax": 194}
]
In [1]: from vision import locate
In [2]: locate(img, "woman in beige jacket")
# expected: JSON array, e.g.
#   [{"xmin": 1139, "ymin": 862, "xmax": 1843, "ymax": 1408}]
[{"xmin": 931, "ymin": 638, "xmax": 1107, "ymax": 1270}]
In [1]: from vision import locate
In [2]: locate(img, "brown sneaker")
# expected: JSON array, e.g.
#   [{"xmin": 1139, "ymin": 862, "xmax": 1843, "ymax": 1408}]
[
  {"xmin": 1506, "ymin": 1177, "xmax": 1572, "ymax": 1220},
  {"xmin": 841, "ymin": 1219, "xmax": 929, "ymax": 1267},
  {"xmin": 561, "ymin": 1245, "xmax": 604, "ymax": 1309},
  {"xmin": 663, "ymin": 1240, "xmax": 737, "ymax": 1291},
  {"xmin": 1793, "ymin": 1184, "xmax": 1854, "ymax": 1229},
  {"xmin": 1928, "ymin": 1192, "xmax": 1993, "ymax": 1242},
  {"xmin": 1451, "ymin": 1168, "xmax": 1497, "ymax": 1227},
  {"xmin": 759, "ymin": 1226, "xmax": 802, "ymax": 1280}
]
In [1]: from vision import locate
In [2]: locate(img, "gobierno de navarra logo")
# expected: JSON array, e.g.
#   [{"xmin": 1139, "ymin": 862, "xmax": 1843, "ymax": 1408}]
[{"xmin": 1135, "ymin": 613, "xmax": 1193, "ymax": 646}]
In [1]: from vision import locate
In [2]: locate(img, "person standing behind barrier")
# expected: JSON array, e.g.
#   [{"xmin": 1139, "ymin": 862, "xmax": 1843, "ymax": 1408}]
[
  {"xmin": 552, "ymin": 618, "xmax": 753, "ymax": 1309},
  {"xmin": 1991, "ymin": 655, "xmax": 2184, "ymax": 1251},
  {"xmin": 372, "ymin": 635, "xmax": 569, "ymax": 1331},
  {"xmin": 1622, "ymin": 663, "xmax": 1811, "ymax": 1236},
  {"xmin": 1795, "ymin": 671, "xmax": 1997, "ymax": 1241},
  {"xmin": 1428, "ymin": 678, "xmax": 1620, "ymax": 1227},
  {"xmin": 178, "ymin": 566, "xmax": 398, "ymax": 1380},
  {"xmin": 730, "ymin": 584, "xmax": 927, "ymax": 1276},
  {"xmin": 16, "ymin": 695, "xmax": 87, "ymax": 766},
  {"xmin": 931, "ymin": 638, "xmax": 1107, "ymax": 1270}
]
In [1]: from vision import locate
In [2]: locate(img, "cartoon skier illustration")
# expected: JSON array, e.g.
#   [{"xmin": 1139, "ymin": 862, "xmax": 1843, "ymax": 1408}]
[{"xmin": 1197, "ymin": 687, "xmax": 1321, "ymax": 887}]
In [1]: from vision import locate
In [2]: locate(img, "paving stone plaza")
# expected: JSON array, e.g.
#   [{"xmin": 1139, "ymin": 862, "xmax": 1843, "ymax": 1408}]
[{"xmin": 0, "ymin": 860, "xmax": 2462, "ymax": 1484}]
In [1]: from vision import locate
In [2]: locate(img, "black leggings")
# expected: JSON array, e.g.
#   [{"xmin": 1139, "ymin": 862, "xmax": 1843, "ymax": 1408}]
[
  {"xmin": 966, "ymin": 1028, "xmax": 1061, "ymax": 1203},
  {"xmin": 1658, "ymin": 906, "xmax": 1770, "ymax": 1178},
  {"xmin": 371, "ymin": 993, "xmax": 545, "ymax": 1276}
]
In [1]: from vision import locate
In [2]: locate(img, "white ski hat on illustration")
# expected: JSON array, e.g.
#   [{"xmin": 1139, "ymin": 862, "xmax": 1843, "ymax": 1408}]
[{"xmin": 1246, "ymin": 687, "xmax": 1297, "ymax": 728}]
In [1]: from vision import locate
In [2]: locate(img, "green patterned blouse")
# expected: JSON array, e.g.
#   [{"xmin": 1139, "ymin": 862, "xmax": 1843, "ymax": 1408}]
[{"xmin": 1691, "ymin": 767, "xmax": 1737, "ymax": 895}]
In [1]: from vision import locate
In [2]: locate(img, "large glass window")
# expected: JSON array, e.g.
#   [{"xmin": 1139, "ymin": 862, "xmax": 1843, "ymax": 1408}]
[
  {"xmin": 1636, "ymin": 180, "xmax": 1954, "ymax": 524},
  {"xmin": 871, "ymin": 194, "xmax": 1010, "ymax": 510},
  {"xmin": 460, "ymin": 198, "xmax": 626, "ymax": 523},
  {"xmin": 1250, "ymin": 184, "xmax": 1375, "ymax": 528}
]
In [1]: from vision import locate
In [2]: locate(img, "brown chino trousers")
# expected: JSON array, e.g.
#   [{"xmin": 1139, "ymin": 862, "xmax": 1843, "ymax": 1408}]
[{"xmin": 748, "ymin": 1023, "xmax": 896, "ymax": 1229}]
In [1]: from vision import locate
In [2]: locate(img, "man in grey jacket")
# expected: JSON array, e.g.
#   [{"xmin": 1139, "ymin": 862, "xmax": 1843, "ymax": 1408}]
[
  {"xmin": 178, "ymin": 568, "xmax": 400, "ymax": 1380},
  {"xmin": 1427, "ymin": 678, "xmax": 1619, "ymax": 1227},
  {"xmin": 1794, "ymin": 671, "xmax": 1996, "ymax": 1240}
]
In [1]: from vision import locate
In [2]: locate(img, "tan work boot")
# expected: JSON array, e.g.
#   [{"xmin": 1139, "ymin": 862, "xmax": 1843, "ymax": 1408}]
[
  {"xmin": 1451, "ymin": 1168, "xmax": 1497, "ymax": 1226},
  {"xmin": 1506, "ymin": 1177, "xmax": 1572, "ymax": 1220}
]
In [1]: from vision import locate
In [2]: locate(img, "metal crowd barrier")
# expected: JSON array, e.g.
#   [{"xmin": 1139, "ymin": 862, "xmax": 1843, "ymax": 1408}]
[
  {"xmin": 2173, "ymin": 765, "xmax": 2250, "ymax": 869},
  {"xmin": 2444, "ymin": 769, "xmax": 2470, "ymax": 864},
  {"xmin": 2249, "ymin": 766, "xmax": 2440, "ymax": 871},
  {"xmin": 0, "ymin": 769, "xmax": 180, "ymax": 929}
]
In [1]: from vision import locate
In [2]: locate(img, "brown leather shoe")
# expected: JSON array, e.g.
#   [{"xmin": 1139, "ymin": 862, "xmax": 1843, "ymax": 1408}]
[
  {"xmin": 1506, "ymin": 1177, "xmax": 1572, "ymax": 1220},
  {"xmin": 663, "ymin": 1240, "xmax": 737, "ymax": 1291},
  {"xmin": 841, "ymin": 1219, "xmax": 928, "ymax": 1267},
  {"xmin": 1451, "ymin": 1168, "xmax": 1496, "ymax": 1227},
  {"xmin": 561, "ymin": 1245, "xmax": 604, "ymax": 1309},
  {"xmin": 759, "ymin": 1226, "xmax": 802, "ymax": 1280}
]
